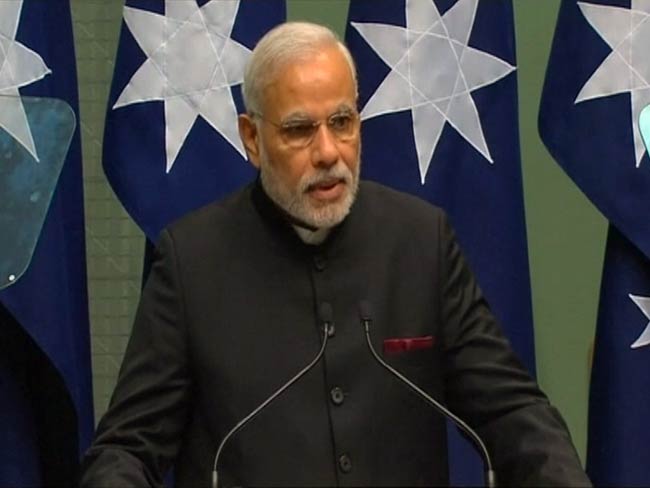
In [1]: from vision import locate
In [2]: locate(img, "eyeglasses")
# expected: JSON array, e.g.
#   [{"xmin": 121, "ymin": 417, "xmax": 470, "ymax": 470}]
[{"xmin": 251, "ymin": 109, "xmax": 360, "ymax": 149}]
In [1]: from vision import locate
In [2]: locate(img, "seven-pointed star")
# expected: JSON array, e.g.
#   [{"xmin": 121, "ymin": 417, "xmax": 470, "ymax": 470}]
[
  {"xmin": 0, "ymin": 0, "xmax": 51, "ymax": 161},
  {"xmin": 351, "ymin": 0, "xmax": 515, "ymax": 184},
  {"xmin": 629, "ymin": 294, "xmax": 650, "ymax": 349},
  {"xmin": 114, "ymin": 0, "xmax": 251, "ymax": 173},
  {"xmin": 576, "ymin": 0, "xmax": 650, "ymax": 168}
]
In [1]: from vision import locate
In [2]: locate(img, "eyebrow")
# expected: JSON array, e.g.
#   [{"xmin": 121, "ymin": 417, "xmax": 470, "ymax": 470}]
[{"xmin": 281, "ymin": 103, "xmax": 356, "ymax": 124}]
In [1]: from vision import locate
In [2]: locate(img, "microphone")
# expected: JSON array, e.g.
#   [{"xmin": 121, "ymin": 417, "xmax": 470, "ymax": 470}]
[
  {"xmin": 358, "ymin": 300, "xmax": 497, "ymax": 488},
  {"xmin": 211, "ymin": 303, "xmax": 334, "ymax": 488}
]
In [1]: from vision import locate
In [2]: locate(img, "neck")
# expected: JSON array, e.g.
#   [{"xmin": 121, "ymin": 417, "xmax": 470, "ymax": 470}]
[{"xmin": 292, "ymin": 225, "xmax": 331, "ymax": 245}]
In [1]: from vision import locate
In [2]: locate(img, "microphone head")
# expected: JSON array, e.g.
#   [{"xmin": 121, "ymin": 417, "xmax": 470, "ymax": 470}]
[
  {"xmin": 358, "ymin": 300, "xmax": 373, "ymax": 322},
  {"xmin": 318, "ymin": 302, "xmax": 333, "ymax": 324}
]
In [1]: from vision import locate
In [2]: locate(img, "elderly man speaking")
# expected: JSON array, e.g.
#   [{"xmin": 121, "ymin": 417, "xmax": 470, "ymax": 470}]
[{"xmin": 80, "ymin": 22, "xmax": 590, "ymax": 487}]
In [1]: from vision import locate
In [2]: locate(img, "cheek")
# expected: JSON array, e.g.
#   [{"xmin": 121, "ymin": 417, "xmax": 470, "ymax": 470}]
[
  {"xmin": 266, "ymin": 145, "xmax": 310, "ymax": 186},
  {"xmin": 340, "ymin": 141, "xmax": 361, "ymax": 171},
  {"xmin": 284, "ymin": 154, "xmax": 312, "ymax": 186}
]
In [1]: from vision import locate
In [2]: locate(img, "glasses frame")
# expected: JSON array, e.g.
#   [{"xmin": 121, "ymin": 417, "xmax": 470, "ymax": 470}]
[{"xmin": 250, "ymin": 109, "xmax": 361, "ymax": 149}]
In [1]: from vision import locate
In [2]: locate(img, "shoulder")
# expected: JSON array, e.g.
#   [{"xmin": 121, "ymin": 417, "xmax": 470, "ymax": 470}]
[
  {"xmin": 154, "ymin": 184, "xmax": 255, "ymax": 260},
  {"xmin": 164, "ymin": 184, "xmax": 252, "ymax": 236},
  {"xmin": 356, "ymin": 180, "xmax": 448, "ymax": 234}
]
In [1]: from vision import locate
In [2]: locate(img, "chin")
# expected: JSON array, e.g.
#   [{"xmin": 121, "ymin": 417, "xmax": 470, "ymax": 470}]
[{"xmin": 300, "ymin": 198, "xmax": 352, "ymax": 229}]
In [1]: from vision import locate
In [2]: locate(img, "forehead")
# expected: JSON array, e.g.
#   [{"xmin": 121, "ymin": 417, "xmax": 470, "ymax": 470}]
[{"xmin": 262, "ymin": 45, "xmax": 357, "ymax": 118}]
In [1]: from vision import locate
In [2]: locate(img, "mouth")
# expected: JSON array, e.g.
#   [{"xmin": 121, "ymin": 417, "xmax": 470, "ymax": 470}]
[{"xmin": 307, "ymin": 178, "xmax": 346, "ymax": 202}]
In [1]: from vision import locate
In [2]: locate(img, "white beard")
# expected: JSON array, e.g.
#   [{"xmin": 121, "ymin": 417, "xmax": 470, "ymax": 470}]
[{"xmin": 258, "ymin": 147, "xmax": 360, "ymax": 229}]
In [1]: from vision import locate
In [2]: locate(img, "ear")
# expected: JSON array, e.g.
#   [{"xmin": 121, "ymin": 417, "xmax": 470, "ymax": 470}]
[{"xmin": 238, "ymin": 114, "xmax": 261, "ymax": 169}]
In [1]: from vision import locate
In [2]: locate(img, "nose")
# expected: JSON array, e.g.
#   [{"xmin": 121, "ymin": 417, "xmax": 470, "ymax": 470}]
[{"xmin": 310, "ymin": 123, "xmax": 339, "ymax": 168}]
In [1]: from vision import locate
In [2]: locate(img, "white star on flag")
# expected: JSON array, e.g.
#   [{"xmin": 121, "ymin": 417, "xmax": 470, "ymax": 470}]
[
  {"xmin": 576, "ymin": 0, "xmax": 650, "ymax": 168},
  {"xmin": 114, "ymin": 0, "xmax": 251, "ymax": 173},
  {"xmin": 0, "ymin": 0, "xmax": 52, "ymax": 162},
  {"xmin": 351, "ymin": 0, "xmax": 515, "ymax": 184},
  {"xmin": 629, "ymin": 294, "xmax": 650, "ymax": 349}
]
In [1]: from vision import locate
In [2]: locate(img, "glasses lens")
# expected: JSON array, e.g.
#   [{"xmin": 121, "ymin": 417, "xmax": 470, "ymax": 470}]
[
  {"xmin": 273, "ymin": 111, "xmax": 359, "ymax": 148},
  {"xmin": 328, "ymin": 112, "xmax": 359, "ymax": 141},
  {"xmin": 280, "ymin": 120, "xmax": 317, "ymax": 148}
]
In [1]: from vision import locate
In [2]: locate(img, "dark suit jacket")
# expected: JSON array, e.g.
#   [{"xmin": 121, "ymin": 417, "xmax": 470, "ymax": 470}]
[{"xmin": 80, "ymin": 180, "xmax": 590, "ymax": 487}]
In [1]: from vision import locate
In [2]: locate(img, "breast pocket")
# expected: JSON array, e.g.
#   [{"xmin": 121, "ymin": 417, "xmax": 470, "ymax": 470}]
[
  {"xmin": 383, "ymin": 336, "xmax": 444, "ymax": 404},
  {"xmin": 383, "ymin": 335, "xmax": 436, "ymax": 369}
]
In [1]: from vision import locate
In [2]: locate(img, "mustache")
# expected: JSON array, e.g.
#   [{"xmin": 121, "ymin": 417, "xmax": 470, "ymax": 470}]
[{"xmin": 299, "ymin": 163, "xmax": 353, "ymax": 192}]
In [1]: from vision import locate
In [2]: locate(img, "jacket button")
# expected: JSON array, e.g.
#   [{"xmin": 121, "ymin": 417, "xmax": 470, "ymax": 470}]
[
  {"xmin": 313, "ymin": 254, "xmax": 326, "ymax": 271},
  {"xmin": 338, "ymin": 453, "xmax": 352, "ymax": 473},
  {"xmin": 330, "ymin": 386, "xmax": 344, "ymax": 405}
]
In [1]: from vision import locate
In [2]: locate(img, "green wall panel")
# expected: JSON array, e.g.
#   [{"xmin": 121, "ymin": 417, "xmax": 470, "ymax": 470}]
[
  {"xmin": 287, "ymin": 0, "xmax": 350, "ymax": 36},
  {"xmin": 514, "ymin": 0, "xmax": 605, "ymax": 462}
]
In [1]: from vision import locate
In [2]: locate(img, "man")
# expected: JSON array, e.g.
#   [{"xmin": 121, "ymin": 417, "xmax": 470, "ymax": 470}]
[{"xmin": 81, "ymin": 22, "xmax": 590, "ymax": 487}]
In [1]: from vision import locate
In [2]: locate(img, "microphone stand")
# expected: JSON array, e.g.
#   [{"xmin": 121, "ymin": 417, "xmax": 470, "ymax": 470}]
[
  {"xmin": 211, "ymin": 304, "xmax": 333, "ymax": 488},
  {"xmin": 359, "ymin": 300, "xmax": 496, "ymax": 488}
]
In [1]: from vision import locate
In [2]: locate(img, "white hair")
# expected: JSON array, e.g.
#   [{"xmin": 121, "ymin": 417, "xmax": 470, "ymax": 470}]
[{"xmin": 242, "ymin": 21, "xmax": 358, "ymax": 114}]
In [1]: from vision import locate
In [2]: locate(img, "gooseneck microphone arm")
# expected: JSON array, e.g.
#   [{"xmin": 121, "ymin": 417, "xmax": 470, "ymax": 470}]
[
  {"xmin": 358, "ymin": 300, "xmax": 496, "ymax": 488},
  {"xmin": 211, "ymin": 303, "xmax": 334, "ymax": 488}
]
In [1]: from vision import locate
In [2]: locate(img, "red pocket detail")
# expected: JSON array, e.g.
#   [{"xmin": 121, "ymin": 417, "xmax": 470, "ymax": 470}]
[{"xmin": 383, "ymin": 335, "xmax": 435, "ymax": 355}]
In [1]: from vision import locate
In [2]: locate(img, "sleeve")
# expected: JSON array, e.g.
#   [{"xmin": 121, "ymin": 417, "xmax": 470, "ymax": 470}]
[
  {"xmin": 437, "ymin": 213, "xmax": 592, "ymax": 487},
  {"xmin": 79, "ymin": 230, "xmax": 192, "ymax": 487}
]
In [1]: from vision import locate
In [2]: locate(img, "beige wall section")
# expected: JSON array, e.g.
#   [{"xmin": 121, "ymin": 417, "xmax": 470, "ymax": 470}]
[{"xmin": 73, "ymin": 0, "xmax": 604, "ymax": 464}]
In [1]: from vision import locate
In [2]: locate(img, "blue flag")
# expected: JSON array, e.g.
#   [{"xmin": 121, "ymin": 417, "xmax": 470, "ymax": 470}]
[
  {"xmin": 104, "ymin": 0, "xmax": 286, "ymax": 240},
  {"xmin": 587, "ymin": 227, "xmax": 650, "ymax": 485},
  {"xmin": 539, "ymin": 0, "xmax": 650, "ymax": 485},
  {"xmin": 0, "ymin": 0, "xmax": 93, "ymax": 485},
  {"xmin": 346, "ymin": 0, "xmax": 534, "ymax": 484}
]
